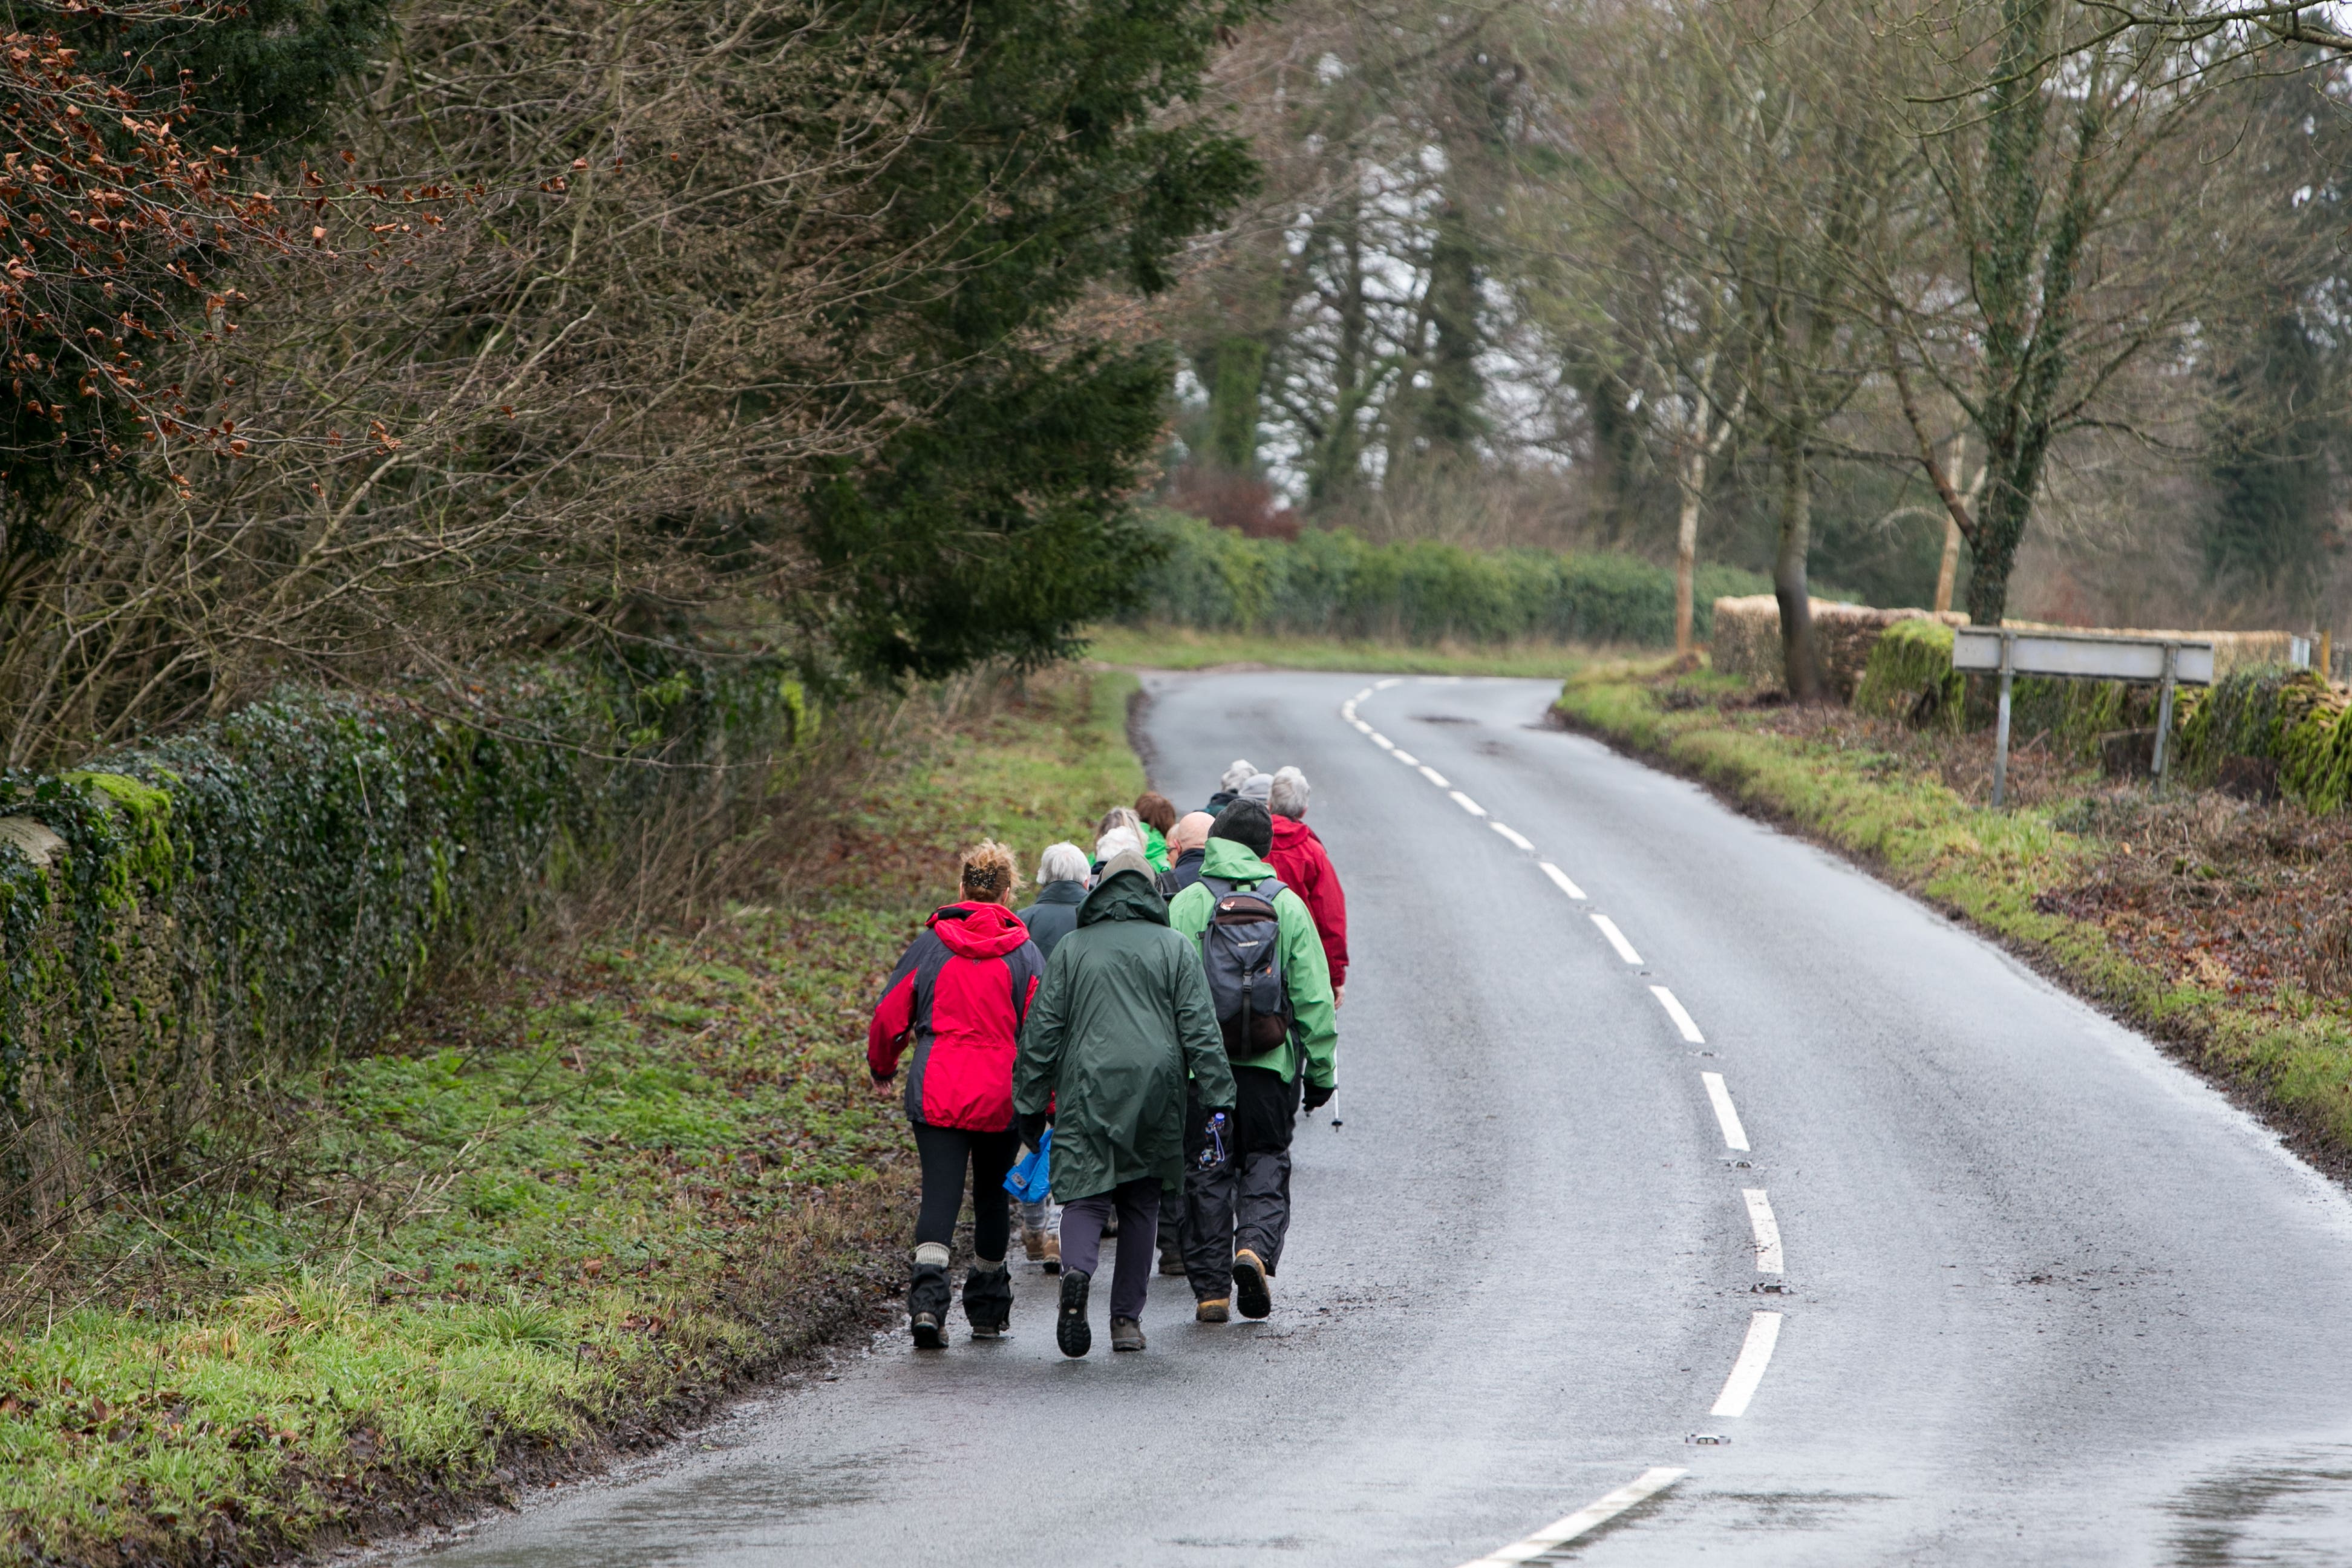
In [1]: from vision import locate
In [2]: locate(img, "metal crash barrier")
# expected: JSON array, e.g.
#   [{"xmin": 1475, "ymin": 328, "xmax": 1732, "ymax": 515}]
[{"xmin": 1953, "ymin": 627, "xmax": 2215, "ymax": 808}]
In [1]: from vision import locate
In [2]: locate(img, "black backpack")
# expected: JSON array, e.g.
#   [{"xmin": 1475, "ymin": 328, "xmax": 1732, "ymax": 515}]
[{"xmin": 1200, "ymin": 875, "xmax": 1292, "ymax": 1055}]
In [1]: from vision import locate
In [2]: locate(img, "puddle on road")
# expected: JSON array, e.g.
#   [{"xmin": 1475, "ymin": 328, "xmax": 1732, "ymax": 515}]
[{"xmin": 2166, "ymin": 1446, "xmax": 2352, "ymax": 1566}]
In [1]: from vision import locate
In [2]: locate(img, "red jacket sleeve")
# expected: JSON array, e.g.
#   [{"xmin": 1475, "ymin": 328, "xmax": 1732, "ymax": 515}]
[
  {"xmin": 867, "ymin": 970, "xmax": 918, "ymax": 1080},
  {"xmin": 1307, "ymin": 839, "xmax": 1349, "ymax": 988}
]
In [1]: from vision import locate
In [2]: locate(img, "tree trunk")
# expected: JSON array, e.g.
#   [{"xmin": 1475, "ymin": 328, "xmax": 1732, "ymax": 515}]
[
  {"xmin": 1964, "ymin": 470, "xmax": 2031, "ymax": 627},
  {"xmin": 1674, "ymin": 445, "xmax": 1704, "ymax": 655},
  {"xmin": 1206, "ymin": 335, "xmax": 1267, "ymax": 472},
  {"xmin": 1933, "ymin": 515, "xmax": 1962, "ymax": 616},
  {"xmin": 1774, "ymin": 439, "xmax": 1821, "ymax": 700}
]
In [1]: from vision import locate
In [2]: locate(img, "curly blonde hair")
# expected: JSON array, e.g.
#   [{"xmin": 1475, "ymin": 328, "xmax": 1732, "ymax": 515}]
[{"xmin": 959, "ymin": 840, "xmax": 1022, "ymax": 903}]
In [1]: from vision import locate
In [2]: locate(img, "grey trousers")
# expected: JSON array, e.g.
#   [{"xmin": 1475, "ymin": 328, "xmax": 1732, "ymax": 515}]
[
  {"xmin": 1180, "ymin": 1067, "xmax": 1299, "ymax": 1299},
  {"xmin": 1059, "ymin": 1178, "xmax": 1161, "ymax": 1320}
]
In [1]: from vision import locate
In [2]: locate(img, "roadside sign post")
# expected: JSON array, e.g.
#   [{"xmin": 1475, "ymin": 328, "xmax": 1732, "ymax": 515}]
[{"xmin": 1952, "ymin": 628, "xmax": 2215, "ymax": 808}]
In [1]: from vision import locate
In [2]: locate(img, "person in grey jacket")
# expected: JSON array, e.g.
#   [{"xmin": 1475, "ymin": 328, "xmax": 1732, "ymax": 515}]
[{"xmin": 1015, "ymin": 842, "xmax": 1090, "ymax": 960}]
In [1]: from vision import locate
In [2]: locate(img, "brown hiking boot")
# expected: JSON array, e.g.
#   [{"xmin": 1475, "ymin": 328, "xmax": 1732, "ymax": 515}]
[
  {"xmin": 1111, "ymin": 1317, "xmax": 1146, "ymax": 1352},
  {"xmin": 1040, "ymin": 1230, "xmax": 1061, "ymax": 1275},
  {"xmin": 1232, "ymin": 1249, "xmax": 1272, "ymax": 1320},
  {"xmin": 1022, "ymin": 1224, "xmax": 1045, "ymax": 1263},
  {"xmin": 1195, "ymin": 1298, "xmax": 1230, "ymax": 1324}
]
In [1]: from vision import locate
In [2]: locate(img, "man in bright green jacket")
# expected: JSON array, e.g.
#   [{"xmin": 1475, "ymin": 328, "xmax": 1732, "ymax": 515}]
[
  {"xmin": 1165, "ymin": 799, "xmax": 1338, "ymax": 1322},
  {"xmin": 1016, "ymin": 849, "xmax": 1235, "ymax": 1356}
]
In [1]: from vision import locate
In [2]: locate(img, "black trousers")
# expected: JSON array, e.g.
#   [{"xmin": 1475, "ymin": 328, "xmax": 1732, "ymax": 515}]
[
  {"xmin": 912, "ymin": 1122, "xmax": 1019, "ymax": 1261},
  {"xmin": 1180, "ymin": 1065, "xmax": 1301, "ymax": 1299}
]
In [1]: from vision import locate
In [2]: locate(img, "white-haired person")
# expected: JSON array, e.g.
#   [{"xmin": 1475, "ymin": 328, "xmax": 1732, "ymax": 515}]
[
  {"xmin": 1201, "ymin": 758, "xmax": 1255, "ymax": 816},
  {"xmin": 1016, "ymin": 842, "xmax": 1092, "ymax": 962},
  {"xmin": 1267, "ymin": 766, "xmax": 1348, "ymax": 1006}
]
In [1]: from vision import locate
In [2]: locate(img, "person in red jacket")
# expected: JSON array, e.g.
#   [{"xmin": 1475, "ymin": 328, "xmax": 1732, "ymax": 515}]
[
  {"xmin": 868, "ymin": 841, "xmax": 1044, "ymax": 1348},
  {"xmin": 1266, "ymin": 767, "xmax": 1349, "ymax": 1004}
]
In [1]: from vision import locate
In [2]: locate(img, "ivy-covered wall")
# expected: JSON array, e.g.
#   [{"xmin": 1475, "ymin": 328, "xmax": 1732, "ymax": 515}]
[
  {"xmin": 0, "ymin": 657, "xmax": 812, "ymax": 1229},
  {"xmin": 2177, "ymin": 668, "xmax": 2352, "ymax": 809}
]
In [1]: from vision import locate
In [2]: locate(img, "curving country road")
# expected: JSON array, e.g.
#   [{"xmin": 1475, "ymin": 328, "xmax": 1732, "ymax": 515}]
[{"xmin": 415, "ymin": 671, "xmax": 2352, "ymax": 1567}]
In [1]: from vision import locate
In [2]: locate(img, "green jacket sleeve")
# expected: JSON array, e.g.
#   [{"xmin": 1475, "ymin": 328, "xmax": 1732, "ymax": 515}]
[
  {"xmin": 1276, "ymin": 889, "xmax": 1338, "ymax": 1089},
  {"xmin": 1166, "ymin": 881, "xmax": 1209, "ymax": 942},
  {"xmin": 1169, "ymin": 935, "xmax": 1236, "ymax": 1109},
  {"xmin": 1015, "ymin": 941, "xmax": 1071, "ymax": 1116}
]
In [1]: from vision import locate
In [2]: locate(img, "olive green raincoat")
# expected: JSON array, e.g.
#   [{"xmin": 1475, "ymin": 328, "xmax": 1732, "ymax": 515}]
[{"xmin": 1014, "ymin": 855, "xmax": 1236, "ymax": 1201}]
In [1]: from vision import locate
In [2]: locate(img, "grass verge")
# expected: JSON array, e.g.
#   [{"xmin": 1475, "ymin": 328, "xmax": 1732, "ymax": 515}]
[
  {"xmin": 1083, "ymin": 622, "xmax": 1602, "ymax": 678},
  {"xmin": 0, "ymin": 670, "xmax": 1143, "ymax": 1567},
  {"xmin": 1554, "ymin": 659, "xmax": 2352, "ymax": 1179}
]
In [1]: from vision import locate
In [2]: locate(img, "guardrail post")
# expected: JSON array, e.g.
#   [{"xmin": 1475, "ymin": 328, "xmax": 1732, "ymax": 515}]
[
  {"xmin": 2152, "ymin": 641, "xmax": 2178, "ymax": 789},
  {"xmin": 1991, "ymin": 630, "xmax": 2016, "ymax": 809}
]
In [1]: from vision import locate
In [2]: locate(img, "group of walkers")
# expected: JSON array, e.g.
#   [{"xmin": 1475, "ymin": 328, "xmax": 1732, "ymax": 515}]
[{"xmin": 866, "ymin": 760, "xmax": 1349, "ymax": 1356}]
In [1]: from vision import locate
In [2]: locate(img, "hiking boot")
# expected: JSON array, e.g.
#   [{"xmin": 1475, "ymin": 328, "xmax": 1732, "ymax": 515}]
[
  {"xmin": 1101, "ymin": 1211, "xmax": 1120, "ymax": 1240},
  {"xmin": 1056, "ymin": 1270, "xmax": 1093, "ymax": 1358},
  {"xmin": 963, "ymin": 1261, "xmax": 1013, "ymax": 1339},
  {"xmin": 1232, "ymin": 1249, "xmax": 1272, "ymax": 1320},
  {"xmin": 1022, "ymin": 1224, "xmax": 1047, "ymax": 1263},
  {"xmin": 1040, "ymin": 1230, "xmax": 1061, "ymax": 1276},
  {"xmin": 1195, "ymin": 1298, "xmax": 1230, "ymax": 1324},
  {"xmin": 1111, "ymin": 1317, "xmax": 1146, "ymax": 1353},
  {"xmin": 909, "ymin": 1262, "xmax": 952, "ymax": 1349},
  {"xmin": 1158, "ymin": 1234, "xmax": 1185, "ymax": 1276}
]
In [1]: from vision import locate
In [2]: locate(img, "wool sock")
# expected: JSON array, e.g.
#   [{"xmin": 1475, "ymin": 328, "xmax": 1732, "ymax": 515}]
[{"xmin": 913, "ymin": 1242, "xmax": 950, "ymax": 1268}]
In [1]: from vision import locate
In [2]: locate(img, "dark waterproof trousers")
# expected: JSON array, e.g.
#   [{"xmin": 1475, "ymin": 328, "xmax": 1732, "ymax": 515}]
[
  {"xmin": 912, "ymin": 1122, "xmax": 1019, "ymax": 1262},
  {"xmin": 1180, "ymin": 1065, "xmax": 1301, "ymax": 1300},
  {"xmin": 1060, "ymin": 1177, "xmax": 1161, "ymax": 1321}
]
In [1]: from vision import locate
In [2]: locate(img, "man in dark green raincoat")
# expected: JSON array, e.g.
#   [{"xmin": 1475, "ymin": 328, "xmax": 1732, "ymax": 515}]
[{"xmin": 1016, "ymin": 849, "xmax": 1235, "ymax": 1356}]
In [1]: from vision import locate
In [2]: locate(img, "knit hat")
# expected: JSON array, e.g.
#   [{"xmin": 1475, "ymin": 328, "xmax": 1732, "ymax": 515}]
[{"xmin": 1209, "ymin": 799, "xmax": 1274, "ymax": 858}]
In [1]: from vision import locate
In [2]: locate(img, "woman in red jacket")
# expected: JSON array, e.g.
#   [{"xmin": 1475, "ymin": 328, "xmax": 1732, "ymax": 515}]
[
  {"xmin": 868, "ymin": 841, "xmax": 1044, "ymax": 1348},
  {"xmin": 1267, "ymin": 767, "xmax": 1349, "ymax": 1003}
]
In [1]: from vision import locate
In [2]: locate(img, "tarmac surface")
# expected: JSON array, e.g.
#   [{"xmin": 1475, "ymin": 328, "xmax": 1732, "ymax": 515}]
[{"xmin": 412, "ymin": 671, "xmax": 2352, "ymax": 1566}]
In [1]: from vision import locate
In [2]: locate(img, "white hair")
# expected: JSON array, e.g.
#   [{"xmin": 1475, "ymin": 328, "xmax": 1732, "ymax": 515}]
[
  {"xmin": 1094, "ymin": 826, "xmax": 1146, "ymax": 866},
  {"xmin": 1219, "ymin": 758, "xmax": 1257, "ymax": 793},
  {"xmin": 1037, "ymin": 841, "xmax": 1089, "ymax": 884},
  {"xmin": 1269, "ymin": 766, "xmax": 1310, "ymax": 819},
  {"xmin": 1239, "ymin": 772, "xmax": 1273, "ymax": 805}
]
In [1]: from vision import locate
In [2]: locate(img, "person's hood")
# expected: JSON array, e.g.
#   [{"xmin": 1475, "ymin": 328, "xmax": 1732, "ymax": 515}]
[
  {"xmin": 1077, "ymin": 853, "xmax": 1168, "ymax": 927},
  {"xmin": 1202, "ymin": 790, "xmax": 1236, "ymax": 814},
  {"xmin": 1032, "ymin": 880, "xmax": 1087, "ymax": 906},
  {"xmin": 1201, "ymin": 836, "xmax": 1277, "ymax": 883},
  {"xmin": 1269, "ymin": 815, "xmax": 1319, "ymax": 853},
  {"xmin": 1171, "ymin": 844, "xmax": 1206, "ymax": 866},
  {"xmin": 929, "ymin": 900, "xmax": 1033, "ymax": 958}
]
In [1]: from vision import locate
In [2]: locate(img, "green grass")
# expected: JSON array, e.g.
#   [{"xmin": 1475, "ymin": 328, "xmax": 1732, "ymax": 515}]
[
  {"xmin": 0, "ymin": 671, "xmax": 1143, "ymax": 1567},
  {"xmin": 1555, "ymin": 666, "xmax": 2352, "ymax": 1162},
  {"xmin": 1083, "ymin": 622, "xmax": 1602, "ymax": 678}
]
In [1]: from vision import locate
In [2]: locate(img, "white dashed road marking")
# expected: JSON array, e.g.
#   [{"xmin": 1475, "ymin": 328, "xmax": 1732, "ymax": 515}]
[
  {"xmin": 1700, "ymin": 1071, "xmax": 1750, "ymax": 1151},
  {"xmin": 1393, "ymin": 748, "xmax": 1421, "ymax": 766},
  {"xmin": 1418, "ymin": 763, "xmax": 1451, "ymax": 788},
  {"xmin": 1449, "ymin": 791, "xmax": 1486, "ymax": 817},
  {"xmin": 1539, "ymin": 861, "xmax": 1587, "ymax": 900},
  {"xmin": 1489, "ymin": 822, "xmax": 1534, "ymax": 852},
  {"xmin": 1710, "ymin": 1312, "xmax": 1782, "ymax": 1417},
  {"xmin": 1648, "ymin": 985, "xmax": 1704, "ymax": 1043},
  {"xmin": 1590, "ymin": 914, "xmax": 1642, "ymax": 965},
  {"xmin": 1452, "ymin": 1468, "xmax": 1689, "ymax": 1567},
  {"xmin": 1371, "ymin": 733, "xmax": 1394, "ymax": 750},
  {"xmin": 1743, "ymin": 1189, "xmax": 1783, "ymax": 1273}
]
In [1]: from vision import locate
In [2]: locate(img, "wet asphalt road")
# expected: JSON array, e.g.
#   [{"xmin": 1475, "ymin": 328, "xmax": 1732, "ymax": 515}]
[{"xmin": 417, "ymin": 671, "xmax": 2352, "ymax": 1566}]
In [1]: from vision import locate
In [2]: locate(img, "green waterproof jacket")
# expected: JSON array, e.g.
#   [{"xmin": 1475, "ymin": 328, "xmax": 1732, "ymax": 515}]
[
  {"xmin": 1166, "ymin": 837, "xmax": 1339, "ymax": 1090},
  {"xmin": 1015, "ymin": 860, "xmax": 1236, "ymax": 1200}
]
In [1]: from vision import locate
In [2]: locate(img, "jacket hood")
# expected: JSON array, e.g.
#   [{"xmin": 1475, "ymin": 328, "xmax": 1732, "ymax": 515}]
[
  {"xmin": 1031, "ymin": 880, "xmax": 1087, "ymax": 906},
  {"xmin": 929, "ymin": 900, "xmax": 1033, "ymax": 959},
  {"xmin": 1201, "ymin": 836, "xmax": 1277, "ymax": 882},
  {"xmin": 1269, "ymin": 815, "xmax": 1319, "ymax": 851},
  {"xmin": 1078, "ymin": 855, "xmax": 1168, "ymax": 927}
]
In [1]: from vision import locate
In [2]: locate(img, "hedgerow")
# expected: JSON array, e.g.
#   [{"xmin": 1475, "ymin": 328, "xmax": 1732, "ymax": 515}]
[
  {"xmin": 0, "ymin": 655, "xmax": 811, "ymax": 1236},
  {"xmin": 1126, "ymin": 510, "xmax": 1774, "ymax": 646}
]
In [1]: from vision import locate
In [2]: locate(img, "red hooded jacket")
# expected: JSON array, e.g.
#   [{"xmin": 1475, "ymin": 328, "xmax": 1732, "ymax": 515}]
[
  {"xmin": 867, "ymin": 902, "xmax": 1043, "ymax": 1131},
  {"xmin": 1267, "ymin": 815, "xmax": 1348, "ymax": 989}
]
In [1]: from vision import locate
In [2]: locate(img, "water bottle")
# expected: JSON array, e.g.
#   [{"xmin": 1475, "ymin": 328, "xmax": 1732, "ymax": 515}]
[{"xmin": 1197, "ymin": 1110, "xmax": 1230, "ymax": 1171}]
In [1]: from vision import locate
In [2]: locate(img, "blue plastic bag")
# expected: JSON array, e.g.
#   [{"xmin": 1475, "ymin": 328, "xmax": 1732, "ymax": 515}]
[{"xmin": 1004, "ymin": 1126, "xmax": 1052, "ymax": 1204}]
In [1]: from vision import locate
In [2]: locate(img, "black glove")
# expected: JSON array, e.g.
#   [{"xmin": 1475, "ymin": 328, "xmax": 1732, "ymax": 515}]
[
  {"xmin": 1019, "ymin": 1110, "xmax": 1051, "ymax": 1151},
  {"xmin": 1302, "ymin": 1080, "xmax": 1334, "ymax": 1112}
]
